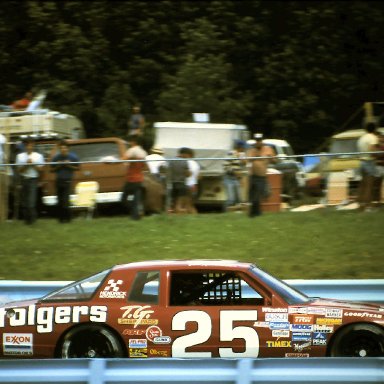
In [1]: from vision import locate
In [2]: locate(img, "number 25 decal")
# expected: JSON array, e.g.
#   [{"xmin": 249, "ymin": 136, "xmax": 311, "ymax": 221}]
[{"xmin": 172, "ymin": 310, "xmax": 259, "ymax": 357}]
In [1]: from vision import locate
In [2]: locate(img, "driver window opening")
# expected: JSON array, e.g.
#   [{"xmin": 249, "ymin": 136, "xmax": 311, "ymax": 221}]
[
  {"xmin": 170, "ymin": 271, "xmax": 265, "ymax": 306},
  {"xmin": 128, "ymin": 271, "xmax": 160, "ymax": 304}
]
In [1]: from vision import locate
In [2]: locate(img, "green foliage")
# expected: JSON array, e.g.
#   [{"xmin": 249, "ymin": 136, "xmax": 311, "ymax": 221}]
[
  {"xmin": 1, "ymin": 1, "xmax": 384, "ymax": 150},
  {"xmin": 0, "ymin": 210, "xmax": 382, "ymax": 281}
]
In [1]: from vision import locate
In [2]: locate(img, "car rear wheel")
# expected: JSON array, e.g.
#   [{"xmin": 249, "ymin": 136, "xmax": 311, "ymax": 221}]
[
  {"xmin": 329, "ymin": 324, "xmax": 384, "ymax": 357},
  {"xmin": 59, "ymin": 324, "xmax": 125, "ymax": 358}
]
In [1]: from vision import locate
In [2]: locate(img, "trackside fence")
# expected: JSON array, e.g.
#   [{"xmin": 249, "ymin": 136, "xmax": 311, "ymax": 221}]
[
  {"xmin": 0, "ymin": 357, "xmax": 382, "ymax": 384},
  {"xmin": 0, "ymin": 279, "xmax": 383, "ymax": 305}
]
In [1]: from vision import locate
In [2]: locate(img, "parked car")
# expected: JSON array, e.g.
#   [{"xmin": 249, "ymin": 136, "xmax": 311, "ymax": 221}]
[
  {"xmin": 1, "ymin": 260, "xmax": 383, "ymax": 359},
  {"xmin": 40, "ymin": 137, "xmax": 165, "ymax": 215}
]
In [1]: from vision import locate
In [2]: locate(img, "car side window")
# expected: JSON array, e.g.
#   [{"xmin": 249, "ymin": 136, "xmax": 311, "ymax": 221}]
[
  {"xmin": 170, "ymin": 271, "xmax": 265, "ymax": 306},
  {"xmin": 128, "ymin": 271, "xmax": 159, "ymax": 305}
]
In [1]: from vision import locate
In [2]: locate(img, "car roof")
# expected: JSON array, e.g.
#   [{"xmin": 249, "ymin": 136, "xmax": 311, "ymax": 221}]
[{"xmin": 113, "ymin": 259, "xmax": 253, "ymax": 271}]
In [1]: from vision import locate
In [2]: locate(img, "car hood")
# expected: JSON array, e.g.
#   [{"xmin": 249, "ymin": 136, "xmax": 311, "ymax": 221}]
[
  {"xmin": 2, "ymin": 298, "xmax": 40, "ymax": 310},
  {"xmin": 308, "ymin": 298, "xmax": 384, "ymax": 312}
]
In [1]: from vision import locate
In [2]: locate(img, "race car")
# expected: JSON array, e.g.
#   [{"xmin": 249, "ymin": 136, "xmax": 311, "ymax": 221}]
[{"xmin": 0, "ymin": 260, "xmax": 383, "ymax": 359}]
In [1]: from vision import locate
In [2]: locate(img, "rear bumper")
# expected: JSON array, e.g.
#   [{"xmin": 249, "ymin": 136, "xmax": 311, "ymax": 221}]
[{"xmin": 43, "ymin": 192, "xmax": 123, "ymax": 206}]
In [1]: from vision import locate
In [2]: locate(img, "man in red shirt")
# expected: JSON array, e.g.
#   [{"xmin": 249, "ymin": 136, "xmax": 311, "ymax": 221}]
[
  {"xmin": 12, "ymin": 91, "xmax": 33, "ymax": 111},
  {"xmin": 121, "ymin": 135, "xmax": 148, "ymax": 220}
]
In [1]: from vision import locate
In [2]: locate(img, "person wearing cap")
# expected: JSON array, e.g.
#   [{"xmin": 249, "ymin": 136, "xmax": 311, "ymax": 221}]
[
  {"xmin": 246, "ymin": 133, "xmax": 275, "ymax": 217},
  {"xmin": 15, "ymin": 138, "xmax": 45, "ymax": 224},
  {"xmin": 145, "ymin": 146, "xmax": 167, "ymax": 182}
]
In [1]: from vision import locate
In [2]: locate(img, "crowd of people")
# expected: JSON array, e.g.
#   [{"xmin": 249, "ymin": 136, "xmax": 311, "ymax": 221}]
[
  {"xmin": 1, "ymin": 98, "xmax": 384, "ymax": 224},
  {"xmin": 119, "ymin": 132, "xmax": 276, "ymax": 221}
]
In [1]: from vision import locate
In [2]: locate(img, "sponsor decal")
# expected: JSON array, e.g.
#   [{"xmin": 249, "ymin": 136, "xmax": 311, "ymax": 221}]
[
  {"xmin": 290, "ymin": 324, "xmax": 313, "ymax": 332},
  {"xmin": 146, "ymin": 326, "xmax": 162, "ymax": 342},
  {"xmin": 3, "ymin": 333, "xmax": 33, "ymax": 356},
  {"xmin": 118, "ymin": 306, "xmax": 158, "ymax": 328},
  {"xmin": 344, "ymin": 312, "xmax": 382, "ymax": 319},
  {"xmin": 272, "ymin": 330, "xmax": 290, "ymax": 338},
  {"xmin": 312, "ymin": 325, "xmax": 334, "ymax": 333},
  {"xmin": 0, "ymin": 305, "xmax": 107, "ymax": 334},
  {"xmin": 289, "ymin": 307, "xmax": 308, "ymax": 315},
  {"xmin": 313, "ymin": 332, "xmax": 327, "ymax": 346},
  {"xmin": 99, "ymin": 279, "xmax": 126, "ymax": 299},
  {"xmin": 285, "ymin": 353, "xmax": 309, "ymax": 358},
  {"xmin": 292, "ymin": 332, "xmax": 311, "ymax": 342},
  {"xmin": 149, "ymin": 348, "xmax": 169, "ymax": 357},
  {"xmin": 269, "ymin": 322, "xmax": 290, "ymax": 330},
  {"xmin": 293, "ymin": 315, "xmax": 314, "ymax": 324},
  {"xmin": 122, "ymin": 329, "xmax": 146, "ymax": 336},
  {"xmin": 293, "ymin": 341, "xmax": 311, "ymax": 352},
  {"xmin": 262, "ymin": 307, "xmax": 288, "ymax": 313},
  {"xmin": 265, "ymin": 313, "xmax": 288, "ymax": 322},
  {"xmin": 307, "ymin": 308, "xmax": 326, "ymax": 316},
  {"xmin": 266, "ymin": 340, "xmax": 291, "ymax": 348},
  {"xmin": 129, "ymin": 339, "xmax": 147, "ymax": 348},
  {"xmin": 129, "ymin": 348, "xmax": 148, "ymax": 358},
  {"xmin": 154, "ymin": 336, "xmax": 171, "ymax": 344},
  {"xmin": 316, "ymin": 318, "xmax": 342, "ymax": 325},
  {"xmin": 253, "ymin": 321, "xmax": 269, "ymax": 328},
  {"xmin": 325, "ymin": 308, "xmax": 343, "ymax": 318}
]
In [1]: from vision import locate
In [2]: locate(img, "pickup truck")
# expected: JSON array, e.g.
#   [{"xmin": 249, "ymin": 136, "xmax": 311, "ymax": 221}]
[{"xmin": 41, "ymin": 137, "xmax": 165, "ymax": 215}]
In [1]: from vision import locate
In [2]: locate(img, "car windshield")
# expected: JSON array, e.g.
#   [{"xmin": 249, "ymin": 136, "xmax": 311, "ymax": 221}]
[
  {"xmin": 69, "ymin": 142, "xmax": 120, "ymax": 162},
  {"xmin": 250, "ymin": 266, "xmax": 309, "ymax": 305},
  {"xmin": 41, "ymin": 269, "xmax": 111, "ymax": 302},
  {"xmin": 329, "ymin": 139, "xmax": 358, "ymax": 156}
]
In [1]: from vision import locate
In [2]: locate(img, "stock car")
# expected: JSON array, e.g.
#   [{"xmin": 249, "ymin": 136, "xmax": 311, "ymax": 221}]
[{"xmin": 0, "ymin": 260, "xmax": 383, "ymax": 359}]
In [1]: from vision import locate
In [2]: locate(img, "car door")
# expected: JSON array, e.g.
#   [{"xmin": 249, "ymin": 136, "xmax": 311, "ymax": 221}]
[{"xmin": 160, "ymin": 269, "xmax": 282, "ymax": 358}]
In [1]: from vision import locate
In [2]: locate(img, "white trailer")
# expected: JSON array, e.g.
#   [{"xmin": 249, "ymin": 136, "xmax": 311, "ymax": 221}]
[{"xmin": 153, "ymin": 121, "xmax": 249, "ymax": 207}]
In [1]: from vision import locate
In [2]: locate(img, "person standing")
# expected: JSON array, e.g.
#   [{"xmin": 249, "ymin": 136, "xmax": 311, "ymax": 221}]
[
  {"xmin": 51, "ymin": 140, "xmax": 80, "ymax": 223},
  {"xmin": 184, "ymin": 147, "xmax": 200, "ymax": 214},
  {"xmin": 357, "ymin": 123, "xmax": 379, "ymax": 212},
  {"xmin": 167, "ymin": 147, "xmax": 190, "ymax": 213},
  {"xmin": 223, "ymin": 140, "xmax": 246, "ymax": 211},
  {"xmin": 145, "ymin": 146, "xmax": 167, "ymax": 183},
  {"xmin": 373, "ymin": 131, "xmax": 384, "ymax": 205},
  {"xmin": 246, "ymin": 133, "xmax": 275, "ymax": 217},
  {"xmin": 121, "ymin": 135, "xmax": 148, "ymax": 220},
  {"xmin": 15, "ymin": 138, "xmax": 44, "ymax": 224},
  {"xmin": 127, "ymin": 105, "xmax": 145, "ymax": 136}
]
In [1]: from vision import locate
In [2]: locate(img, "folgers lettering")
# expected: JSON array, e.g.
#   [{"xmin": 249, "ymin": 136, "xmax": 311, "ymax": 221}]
[{"xmin": 0, "ymin": 305, "xmax": 107, "ymax": 333}]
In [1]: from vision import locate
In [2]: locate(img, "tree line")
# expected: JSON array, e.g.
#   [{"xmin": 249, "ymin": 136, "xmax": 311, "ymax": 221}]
[{"xmin": 1, "ymin": 0, "xmax": 384, "ymax": 153}]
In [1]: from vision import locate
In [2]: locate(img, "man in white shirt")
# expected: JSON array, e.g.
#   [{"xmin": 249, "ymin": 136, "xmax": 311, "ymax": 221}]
[
  {"xmin": 15, "ymin": 138, "xmax": 45, "ymax": 224},
  {"xmin": 145, "ymin": 147, "xmax": 167, "ymax": 182},
  {"xmin": 0, "ymin": 133, "xmax": 6, "ymax": 165},
  {"xmin": 357, "ymin": 123, "xmax": 379, "ymax": 211},
  {"xmin": 185, "ymin": 148, "xmax": 200, "ymax": 214}
]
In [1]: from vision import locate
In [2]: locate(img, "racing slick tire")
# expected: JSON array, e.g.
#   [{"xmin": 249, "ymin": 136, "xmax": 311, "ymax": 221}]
[
  {"xmin": 58, "ymin": 324, "xmax": 125, "ymax": 358},
  {"xmin": 329, "ymin": 323, "xmax": 384, "ymax": 357}
]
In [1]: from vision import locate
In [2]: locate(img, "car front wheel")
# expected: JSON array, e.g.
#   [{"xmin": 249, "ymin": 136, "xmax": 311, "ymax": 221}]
[
  {"xmin": 59, "ymin": 324, "xmax": 125, "ymax": 358},
  {"xmin": 329, "ymin": 324, "xmax": 384, "ymax": 357}
]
